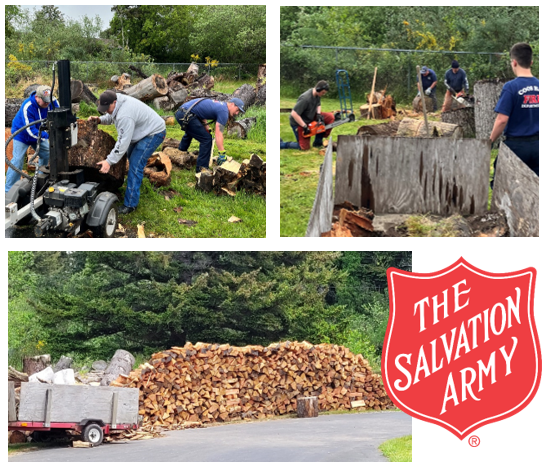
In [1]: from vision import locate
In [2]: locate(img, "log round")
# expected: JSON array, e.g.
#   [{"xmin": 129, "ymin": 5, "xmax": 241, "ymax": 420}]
[
  {"xmin": 23, "ymin": 84, "xmax": 40, "ymax": 98},
  {"xmin": 357, "ymin": 121, "xmax": 400, "ymax": 136},
  {"xmin": 53, "ymin": 356, "xmax": 74, "ymax": 373},
  {"xmin": 182, "ymin": 62, "xmax": 199, "ymax": 85},
  {"xmin": 441, "ymin": 107, "xmax": 476, "ymax": 138},
  {"xmin": 68, "ymin": 119, "xmax": 127, "ymax": 189},
  {"xmin": 100, "ymin": 349, "xmax": 136, "ymax": 386},
  {"xmin": 474, "ymin": 79, "xmax": 508, "ymax": 147},
  {"xmin": 396, "ymin": 118, "xmax": 463, "ymax": 138},
  {"xmin": 187, "ymin": 74, "xmax": 215, "ymax": 92},
  {"xmin": 297, "ymin": 396, "xmax": 319, "ymax": 418},
  {"xmin": 413, "ymin": 95, "xmax": 435, "ymax": 113},
  {"xmin": 168, "ymin": 88, "xmax": 188, "ymax": 109},
  {"xmin": 228, "ymin": 117, "xmax": 257, "ymax": 139},
  {"xmin": 124, "ymin": 74, "xmax": 168, "ymax": 102},
  {"xmin": 70, "ymin": 80, "xmax": 98, "ymax": 104}
]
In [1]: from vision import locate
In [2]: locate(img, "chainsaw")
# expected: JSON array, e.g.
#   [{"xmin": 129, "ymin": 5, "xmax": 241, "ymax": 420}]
[
  {"xmin": 448, "ymin": 86, "xmax": 472, "ymax": 108},
  {"xmin": 302, "ymin": 113, "xmax": 356, "ymax": 138}
]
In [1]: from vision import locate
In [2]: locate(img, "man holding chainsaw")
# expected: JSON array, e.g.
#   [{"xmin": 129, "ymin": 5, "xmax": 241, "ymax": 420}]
[
  {"xmin": 175, "ymin": 97, "xmax": 245, "ymax": 173},
  {"xmin": 289, "ymin": 81, "xmax": 335, "ymax": 150},
  {"xmin": 417, "ymin": 66, "xmax": 438, "ymax": 111},
  {"xmin": 441, "ymin": 60, "xmax": 470, "ymax": 113}
]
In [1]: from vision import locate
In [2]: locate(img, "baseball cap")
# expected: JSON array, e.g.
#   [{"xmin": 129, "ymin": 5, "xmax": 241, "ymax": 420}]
[
  {"xmin": 420, "ymin": 66, "xmax": 429, "ymax": 75},
  {"xmin": 97, "ymin": 90, "xmax": 118, "ymax": 113},
  {"xmin": 36, "ymin": 86, "xmax": 52, "ymax": 103},
  {"xmin": 229, "ymin": 97, "xmax": 245, "ymax": 114},
  {"xmin": 452, "ymin": 60, "xmax": 460, "ymax": 69}
]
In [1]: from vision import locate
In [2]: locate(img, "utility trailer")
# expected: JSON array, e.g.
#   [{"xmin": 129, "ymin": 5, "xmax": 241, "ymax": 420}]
[{"xmin": 8, "ymin": 382, "xmax": 139, "ymax": 446}]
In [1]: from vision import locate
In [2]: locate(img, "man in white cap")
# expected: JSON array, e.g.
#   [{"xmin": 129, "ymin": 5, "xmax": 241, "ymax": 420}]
[
  {"xmin": 88, "ymin": 90, "xmax": 166, "ymax": 214},
  {"xmin": 6, "ymin": 86, "xmax": 59, "ymax": 193}
]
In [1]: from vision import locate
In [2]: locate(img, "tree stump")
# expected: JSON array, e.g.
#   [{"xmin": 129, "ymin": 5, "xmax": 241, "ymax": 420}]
[
  {"xmin": 100, "ymin": 349, "xmax": 136, "ymax": 386},
  {"xmin": 9, "ymin": 431, "xmax": 27, "ymax": 444},
  {"xmin": 441, "ymin": 107, "xmax": 476, "ymax": 138},
  {"xmin": 182, "ymin": 62, "xmax": 199, "ymax": 85},
  {"xmin": 474, "ymin": 79, "xmax": 508, "ymax": 147},
  {"xmin": 396, "ymin": 118, "xmax": 463, "ymax": 138},
  {"xmin": 53, "ymin": 356, "xmax": 74, "ymax": 373},
  {"xmin": 23, "ymin": 355, "xmax": 51, "ymax": 376},
  {"xmin": 297, "ymin": 396, "xmax": 318, "ymax": 418},
  {"xmin": 255, "ymin": 64, "xmax": 266, "ymax": 106},
  {"xmin": 124, "ymin": 74, "xmax": 168, "ymax": 102}
]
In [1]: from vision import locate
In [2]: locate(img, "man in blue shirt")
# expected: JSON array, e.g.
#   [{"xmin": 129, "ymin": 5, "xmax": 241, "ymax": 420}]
[
  {"xmin": 417, "ymin": 66, "xmax": 438, "ymax": 111},
  {"xmin": 442, "ymin": 60, "xmax": 470, "ymax": 112},
  {"xmin": 175, "ymin": 97, "xmax": 245, "ymax": 172},
  {"xmin": 490, "ymin": 43, "xmax": 539, "ymax": 176},
  {"xmin": 6, "ymin": 86, "xmax": 59, "ymax": 193}
]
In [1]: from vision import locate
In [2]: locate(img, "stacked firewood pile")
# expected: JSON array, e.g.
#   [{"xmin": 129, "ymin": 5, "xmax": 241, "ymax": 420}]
[
  {"xmin": 195, "ymin": 154, "xmax": 266, "ymax": 197},
  {"xmin": 110, "ymin": 341, "xmax": 392, "ymax": 430}
]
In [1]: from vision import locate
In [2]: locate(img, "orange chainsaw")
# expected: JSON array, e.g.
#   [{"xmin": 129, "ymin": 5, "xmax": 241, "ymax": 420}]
[{"xmin": 302, "ymin": 112, "xmax": 355, "ymax": 138}]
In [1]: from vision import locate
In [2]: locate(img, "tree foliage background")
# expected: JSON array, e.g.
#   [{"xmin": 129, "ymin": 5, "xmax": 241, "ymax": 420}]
[
  {"xmin": 8, "ymin": 251, "xmax": 411, "ymax": 370},
  {"xmin": 281, "ymin": 6, "xmax": 539, "ymax": 101},
  {"xmin": 5, "ymin": 5, "xmax": 266, "ymax": 85}
]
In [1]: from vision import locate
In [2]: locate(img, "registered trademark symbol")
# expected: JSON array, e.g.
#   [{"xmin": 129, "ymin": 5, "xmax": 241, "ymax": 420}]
[{"xmin": 468, "ymin": 435, "xmax": 480, "ymax": 447}]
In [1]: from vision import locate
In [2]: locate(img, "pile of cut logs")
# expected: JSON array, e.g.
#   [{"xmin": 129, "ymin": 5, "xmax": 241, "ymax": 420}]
[
  {"xmin": 110, "ymin": 341, "xmax": 392, "ymax": 429},
  {"xmin": 196, "ymin": 154, "xmax": 266, "ymax": 197},
  {"xmin": 321, "ymin": 201, "xmax": 377, "ymax": 237}
]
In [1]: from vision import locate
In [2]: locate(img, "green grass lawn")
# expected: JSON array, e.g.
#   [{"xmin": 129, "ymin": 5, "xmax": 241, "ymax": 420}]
[
  {"xmin": 280, "ymin": 96, "xmax": 385, "ymax": 237},
  {"xmin": 75, "ymin": 81, "xmax": 266, "ymax": 238},
  {"xmin": 379, "ymin": 434, "xmax": 412, "ymax": 462}
]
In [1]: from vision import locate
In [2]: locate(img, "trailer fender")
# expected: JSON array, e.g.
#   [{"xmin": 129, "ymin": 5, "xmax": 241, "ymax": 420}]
[{"xmin": 86, "ymin": 192, "xmax": 118, "ymax": 227}]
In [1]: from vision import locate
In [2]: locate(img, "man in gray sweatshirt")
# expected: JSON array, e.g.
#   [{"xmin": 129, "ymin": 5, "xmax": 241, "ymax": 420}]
[{"xmin": 88, "ymin": 91, "xmax": 166, "ymax": 214}]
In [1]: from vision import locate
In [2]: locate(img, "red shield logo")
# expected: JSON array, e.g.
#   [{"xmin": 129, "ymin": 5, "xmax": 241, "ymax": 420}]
[{"xmin": 382, "ymin": 258, "xmax": 541, "ymax": 439}]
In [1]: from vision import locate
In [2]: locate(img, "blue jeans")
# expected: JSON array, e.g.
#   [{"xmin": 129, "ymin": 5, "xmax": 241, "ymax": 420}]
[
  {"xmin": 176, "ymin": 112, "xmax": 212, "ymax": 172},
  {"xmin": 124, "ymin": 130, "xmax": 166, "ymax": 208},
  {"xmin": 5, "ymin": 139, "xmax": 50, "ymax": 193}
]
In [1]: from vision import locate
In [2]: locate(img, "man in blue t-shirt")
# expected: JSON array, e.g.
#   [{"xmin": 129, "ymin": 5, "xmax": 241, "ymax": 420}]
[
  {"xmin": 417, "ymin": 66, "xmax": 438, "ymax": 111},
  {"xmin": 175, "ymin": 97, "xmax": 245, "ymax": 172},
  {"xmin": 490, "ymin": 43, "xmax": 539, "ymax": 177}
]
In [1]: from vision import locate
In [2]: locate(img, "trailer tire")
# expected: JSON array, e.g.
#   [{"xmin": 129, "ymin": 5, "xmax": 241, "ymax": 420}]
[
  {"xmin": 83, "ymin": 423, "xmax": 104, "ymax": 445},
  {"xmin": 91, "ymin": 202, "xmax": 117, "ymax": 238}
]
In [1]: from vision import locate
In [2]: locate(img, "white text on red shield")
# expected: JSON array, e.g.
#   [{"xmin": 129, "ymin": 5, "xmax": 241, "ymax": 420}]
[{"xmin": 393, "ymin": 279, "xmax": 521, "ymax": 414}]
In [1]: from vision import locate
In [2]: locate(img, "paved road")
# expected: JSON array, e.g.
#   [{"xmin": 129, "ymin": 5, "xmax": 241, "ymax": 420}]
[{"xmin": 9, "ymin": 412, "xmax": 411, "ymax": 462}]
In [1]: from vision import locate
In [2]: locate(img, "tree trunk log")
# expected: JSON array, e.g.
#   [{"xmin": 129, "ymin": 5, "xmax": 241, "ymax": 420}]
[
  {"xmin": 441, "ymin": 107, "xmax": 476, "ymax": 138},
  {"xmin": 144, "ymin": 152, "xmax": 172, "ymax": 187},
  {"xmin": 8, "ymin": 366, "xmax": 28, "ymax": 387},
  {"xmin": 168, "ymin": 87, "xmax": 188, "ymax": 109},
  {"xmin": 68, "ymin": 119, "xmax": 127, "ymax": 189},
  {"xmin": 5, "ymin": 98, "xmax": 25, "ymax": 127},
  {"xmin": 153, "ymin": 96, "xmax": 172, "ymax": 111},
  {"xmin": 100, "ymin": 349, "xmax": 136, "ymax": 386},
  {"xmin": 357, "ymin": 121, "xmax": 400, "ymax": 136},
  {"xmin": 124, "ymin": 74, "xmax": 168, "ymax": 102},
  {"xmin": 232, "ymin": 84, "xmax": 256, "ymax": 110},
  {"xmin": 297, "ymin": 396, "xmax": 319, "ymax": 418},
  {"xmin": 186, "ymin": 74, "xmax": 215, "ymax": 91},
  {"xmin": 182, "ymin": 62, "xmax": 199, "ymax": 85},
  {"xmin": 23, "ymin": 355, "xmax": 51, "ymax": 376},
  {"xmin": 255, "ymin": 64, "xmax": 266, "ymax": 106},
  {"xmin": 70, "ymin": 80, "xmax": 98, "ymax": 104},
  {"xmin": 396, "ymin": 118, "xmax": 463, "ymax": 138},
  {"xmin": 474, "ymin": 79, "xmax": 508, "ymax": 147},
  {"xmin": 110, "ymin": 73, "xmax": 131, "ymax": 90},
  {"xmin": 228, "ymin": 117, "xmax": 257, "ymax": 139},
  {"xmin": 129, "ymin": 65, "xmax": 148, "ymax": 80}
]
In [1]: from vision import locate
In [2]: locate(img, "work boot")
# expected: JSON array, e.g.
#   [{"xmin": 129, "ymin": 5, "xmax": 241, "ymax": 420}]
[{"xmin": 119, "ymin": 205, "xmax": 135, "ymax": 215}]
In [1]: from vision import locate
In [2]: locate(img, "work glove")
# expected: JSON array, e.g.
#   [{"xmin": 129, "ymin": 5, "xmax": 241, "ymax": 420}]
[
  {"xmin": 416, "ymin": 92, "xmax": 421, "ymax": 98},
  {"xmin": 425, "ymin": 88, "xmax": 431, "ymax": 96},
  {"xmin": 316, "ymin": 114, "xmax": 324, "ymax": 125},
  {"xmin": 217, "ymin": 151, "xmax": 227, "ymax": 166}
]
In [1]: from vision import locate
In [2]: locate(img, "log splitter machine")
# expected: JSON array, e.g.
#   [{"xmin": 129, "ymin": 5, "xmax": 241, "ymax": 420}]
[{"xmin": 5, "ymin": 60, "xmax": 118, "ymax": 237}]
